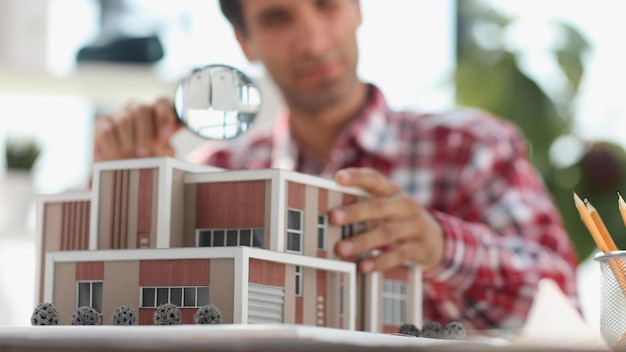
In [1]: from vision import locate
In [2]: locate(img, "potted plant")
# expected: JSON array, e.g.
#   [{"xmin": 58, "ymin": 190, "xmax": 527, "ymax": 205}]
[{"xmin": 5, "ymin": 136, "xmax": 41, "ymax": 172}]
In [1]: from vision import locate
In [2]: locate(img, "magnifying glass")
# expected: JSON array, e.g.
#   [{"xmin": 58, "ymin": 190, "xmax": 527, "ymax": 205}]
[{"xmin": 174, "ymin": 64, "xmax": 262, "ymax": 140}]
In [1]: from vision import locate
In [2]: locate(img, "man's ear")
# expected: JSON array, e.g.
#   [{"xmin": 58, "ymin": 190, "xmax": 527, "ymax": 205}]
[{"xmin": 235, "ymin": 29, "xmax": 257, "ymax": 62}]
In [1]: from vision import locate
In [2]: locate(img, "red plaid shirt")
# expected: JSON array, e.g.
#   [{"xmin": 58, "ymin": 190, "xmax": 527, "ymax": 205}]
[{"xmin": 188, "ymin": 85, "xmax": 578, "ymax": 329}]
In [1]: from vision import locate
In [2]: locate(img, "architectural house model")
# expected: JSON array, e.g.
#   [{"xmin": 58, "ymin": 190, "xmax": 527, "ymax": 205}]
[{"xmin": 35, "ymin": 157, "xmax": 422, "ymax": 332}]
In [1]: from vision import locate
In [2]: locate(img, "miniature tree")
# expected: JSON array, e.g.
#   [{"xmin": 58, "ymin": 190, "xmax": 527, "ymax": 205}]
[
  {"xmin": 71, "ymin": 306, "xmax": 101, "ymax": 325},
  {"xmin": 444, "ymin": 321, "xmax": 466, "ymax": 340},
  {"xmin": 421, "ymin": 321, "xmax": 444, "ymax": 339},
  {"xmin": 30, "ymin": 302, "xmax": 59, "ymax": 326},
  {"xmin": 112, "ymin": 305, "xmax": 137, "ymax": 325},
  {"xmin": 194, "ymin": 304, "xmax": 222, "ymax": 324},
  {"xmin": 398, "ymin": 323, "xmax": 420, "ymax": 337},
  {"xmin": 153, "ymin": 303, "xmax": 181, "ymax": 325}
]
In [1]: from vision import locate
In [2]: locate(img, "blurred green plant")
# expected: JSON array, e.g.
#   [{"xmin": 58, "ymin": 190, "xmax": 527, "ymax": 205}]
[
  {"xmin": 455, "ymin": 0, "xmax": 626, "ymax": 261},
  {"xmin": 5, "ymin": 136, "xmax": 41, "ymax": 171}
]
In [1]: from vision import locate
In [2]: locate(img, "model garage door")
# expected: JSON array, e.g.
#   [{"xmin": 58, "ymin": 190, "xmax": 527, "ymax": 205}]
[{"xmin": 248, "ymin": 283, "xmax": 284, "ymax": 324}]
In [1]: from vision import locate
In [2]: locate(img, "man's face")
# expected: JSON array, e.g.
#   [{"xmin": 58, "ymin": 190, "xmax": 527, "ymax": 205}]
[{"xmin": 237, "ymin": 0, "xmax": 362, "ymax": 113}]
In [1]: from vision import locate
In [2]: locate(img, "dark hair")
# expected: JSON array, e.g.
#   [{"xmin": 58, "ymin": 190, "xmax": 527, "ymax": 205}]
[{"xmin": 219, "ymin": 0, "xmax": 246, "ymax": 34}]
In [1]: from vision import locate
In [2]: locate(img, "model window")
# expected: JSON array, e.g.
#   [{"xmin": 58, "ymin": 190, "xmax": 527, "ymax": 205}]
[
  {"xmin": 382, "ymin": 280, "xmax": 407, "ymax": 325},
  {"xmin": 213, "ymin": 230, "xmax": 225, "ymax": 246},
  {"xmin": 339, "ymin": 284, "xmax": 344, "ymax": 317},
  {"xmin": 77, "ymin": 281, "xmax": 103, "ymax": 313},
  {"xmin": 341, "ymin": 223, "xmax": 356, "ymax": 239},
  {"xmin": 295, "ymin": 265, "xmax": 303, "ymax": 296},
  {"xmin": 240, "ymin": 229, "xmax": 252, "ymax": 246},
  {"xmin": 197, "ymin": 228, "xmax": 265, "ymax": 248},
  {"xmin": 341, "ymin": 221, "xmax": 367, "ymax": 240},
  {"xmin": 253, "ymin": 228, "xmax": 265, "ymax": 247},
  {"xmin": 317, "ymin": 215, "xmax": 327, "ymax": 250},
  {"xmin": 140, "ymin": 286, "xmax": 209, "ymax": 308},
  {"xmin": 226, "ymin": 229, "xmax": 237, "ymax": 246},
  {"xmin": 287, "ymin": 209, "xmax": 303, "ymax": 253}
]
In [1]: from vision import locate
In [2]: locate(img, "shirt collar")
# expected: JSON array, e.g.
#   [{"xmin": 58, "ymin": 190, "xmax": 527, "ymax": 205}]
[
  {"xmin": 270, "ymin": 84, "xmax": 400, "ymax": 170},
  {"xmin": 351, "ymin": 84, "xmax": 401, "ymax": 160}
]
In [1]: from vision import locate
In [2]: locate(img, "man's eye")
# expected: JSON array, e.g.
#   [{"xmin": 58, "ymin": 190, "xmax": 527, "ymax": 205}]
[
  {"xmin": 315, "ymin": 0, "xmax": 340, "ymax": 10},
  {"xmin": 259, "ymin": 11, "xmax": 291, "ymax": 28}
]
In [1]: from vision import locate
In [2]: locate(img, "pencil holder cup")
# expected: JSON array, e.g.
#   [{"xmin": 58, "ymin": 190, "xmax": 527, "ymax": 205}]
[{"xmin": 595, "ymin": 251, "xmax": 626, "ymax": 351}]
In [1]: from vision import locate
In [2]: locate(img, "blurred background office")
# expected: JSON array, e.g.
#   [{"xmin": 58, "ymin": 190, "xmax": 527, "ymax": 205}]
[{"xmin": 0, "ymin": 0, "xmax": 624, "ymax": 330}]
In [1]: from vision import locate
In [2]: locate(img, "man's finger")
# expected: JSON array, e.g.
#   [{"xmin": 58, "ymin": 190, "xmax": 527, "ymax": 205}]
[
  {"xmin": 112, "ymin": 110, "xmax": 135, "ymax": 156},
  {"xmin": 335, "ymin": 218, "xmax": 419, "ymax": 258},
  {"xmin": 94, "ymin": 116, "xmax": 121, "ymax": 160},
  {"xmin": 133, "ymin": 104, "xmax": 156, "ymax": 157},
  {"xmin": 357, "ymin": 240, "xmax": 420, "ymax": 273},
  {"xmin": 154, "ymin": 97, "xmax": 180, "ymax": 141},
  {"xmin": 330, "ymin": 193, "xmax": 419, "ymax": 225},
  {"xmin": 335, "ymin": 168, "xmax": 401, "ymax": 197}
]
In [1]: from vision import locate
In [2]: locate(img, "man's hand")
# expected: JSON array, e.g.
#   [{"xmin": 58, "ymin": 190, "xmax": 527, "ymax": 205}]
[
  {"xmin": 93, "ymin": 97, "xmax": 181, "ymax": 162},
  {"xmin": 332, "ymin": 168, "xmax": 445, "ymax": 273}
]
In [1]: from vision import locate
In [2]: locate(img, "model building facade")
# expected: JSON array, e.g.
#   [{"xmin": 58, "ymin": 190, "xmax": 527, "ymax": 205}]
[{"xmin": 36, "ymin": 157, "xmax": 422, "ymax": 332}]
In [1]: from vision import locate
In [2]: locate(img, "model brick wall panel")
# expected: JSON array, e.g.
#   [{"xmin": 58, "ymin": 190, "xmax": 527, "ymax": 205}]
[
  {"xmin": 180, "ymin": 308, "xmax": 196, "ymax": 324},
  {"xmin": 317, "ymin": 270, "xmax": 327, "ymax": 326},
  {"xmin": 295, "ymin": 297, "xmax": 303, "ymax": 324},
  {"xmin": 120, "ymin": 170, "xmax": 130, "ymax": 248},
  {"xmin": 287, "ymin": 182, "xmax": 305, "ymax": 209},
  {"xmin": 318, "ymin": 188, "xmax": 328, "ymax": 213},
  {"xmin": 263, "ymin": 181, "xmax": 272, "ymax": 249},
  {"xmin": 78, "ymin": 201, "xmax": 90, "ymax": 250},
  {"xmin": 383, "ymin": 325, "xmax": 399, "ymax": 333},
  {"xmin": 317, "ymin": 270, "xmax": 327, "ymax": 292},
  {"xmin": 196, "ymin": 181, "xmax": 265, "ymax": 229},
  {"xmin": 139, "ymin": 259, "xmax": 210, "ymax": 286},
  {"xmin": 149, "ymin": 170, "xmax": 159, "ymax": 248},
  {"xmin": 248, "ymin": 259, "xmax": 285, "ymax": 286},
  {"xmin": 139, "ymin": 309, "xmax": 155, "ymax": 325},
  {"xmin": 75, "ymin": 262, "xmax": 104, "ymax": 281},
  {"xmin": 61, "ymin": 202, "xmax": 73, "ymax": 250},
  {"xmin": 283, "ymin": 265, "xmax": 296, "ymax": 324},
  {"xmin": 110, "ymin": 170, "xmax": 130, "ymax": 249},
  {"xmin": 137, "ymin": 169, "xmax": 154, "ymax": 233},
  {"xmin": 61, "ymin": 202, "xmax": 69, "ymax": 250},
  {"xmin": 382, "ymin": 266, "xmax": 409, "ymax": 282}
]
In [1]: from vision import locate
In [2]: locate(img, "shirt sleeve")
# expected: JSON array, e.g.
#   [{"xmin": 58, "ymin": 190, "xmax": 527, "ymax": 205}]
[{"xmin": 421, "ymin": 124, "xmax": 579, "ymax": 330}]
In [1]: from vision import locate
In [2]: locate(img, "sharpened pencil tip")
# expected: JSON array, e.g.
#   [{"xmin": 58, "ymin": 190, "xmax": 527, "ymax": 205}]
[{"xmin": 573, "ymin": 192, "xmax": 584, "ymax": 206}]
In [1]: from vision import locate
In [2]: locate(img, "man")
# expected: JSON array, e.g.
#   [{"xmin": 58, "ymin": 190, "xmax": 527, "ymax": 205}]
[{"xmin": 93, "ymin": 0, "xmax": 578, "ymax": 329}]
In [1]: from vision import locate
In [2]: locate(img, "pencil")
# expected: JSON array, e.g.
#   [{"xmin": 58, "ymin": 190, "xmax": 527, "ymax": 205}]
[
  {"xmin": 574, "ymin": 193, "xmax": 609, "ymax": 252},
  {"xmin": 618, "ymin": 192, "xmax": 626, "ymax": 228},
  {"xmin": 575, "ymin": 193, "xmax": 626, "ymax": 306},
  {"xmin": 585, "ymin": 198, "xmax": 617, "ymax": 252}
]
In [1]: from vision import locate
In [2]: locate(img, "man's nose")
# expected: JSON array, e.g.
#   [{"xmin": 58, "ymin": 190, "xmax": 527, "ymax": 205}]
[{"xmin": 292, "ymin": 11, "xmax": 331, "ymax": 58}]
